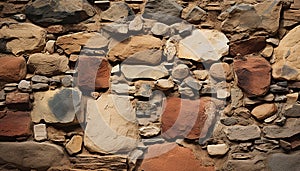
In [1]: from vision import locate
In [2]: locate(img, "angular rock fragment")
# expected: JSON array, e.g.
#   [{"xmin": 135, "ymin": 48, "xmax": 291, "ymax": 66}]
[{"xmin": 224, "ymin": 125, "xmax": 261, "ymax": 141}]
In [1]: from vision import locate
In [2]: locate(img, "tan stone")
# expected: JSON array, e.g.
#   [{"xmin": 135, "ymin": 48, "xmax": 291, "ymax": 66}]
[
  {"xmin": 251, "ymin": 103, "xmax": 277, "ymax": 120},
  {"xmin": 66, "ymin": 135, "xmax": 82, "ymax": 155}
]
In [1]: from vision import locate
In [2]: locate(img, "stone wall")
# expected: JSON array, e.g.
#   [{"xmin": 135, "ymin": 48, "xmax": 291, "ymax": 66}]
[{"xmin": 0, "ymin": 0, "xmax": 300, "ymax": 170}]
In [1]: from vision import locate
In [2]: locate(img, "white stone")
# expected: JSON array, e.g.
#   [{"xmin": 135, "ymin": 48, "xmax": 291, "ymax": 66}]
[
  {"xmin": 121, "ymin": 64, "xmax": 169, "ymax": 80},
  {"xmin": 155, "ymin": 79, "xmax": 174, "ymax": 89},
  {"xmin": 207, "ymin": 144, "xmax": 229, "ymax": 156},
  {"xmin": 34, "ymin": 124, "xmax": 47, "ymax": 141},
  {"xmin": 178, "ymin": 29, "xmax": 229, "ymax": 61}
]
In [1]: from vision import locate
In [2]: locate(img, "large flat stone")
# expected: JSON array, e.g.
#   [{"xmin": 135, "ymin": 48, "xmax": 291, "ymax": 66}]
[
  {"xmin": 263, "ymin": 118, "xmax": 300, "ymax": 139},
  {"xmin": 267, "ymin": 151, "xmax": 300, "ymax": 171},
  {"xmin": 224, "ymin": 125, "xmax": 261, "ymax": 141},
  {"xmin": 0, "ymin": 141, "xmax": 67, "ymax": 170},
  {"xmin": 178, "ymin": 29, "xmax": 229, "ymax": 62},
  {"xmin": 31, "ymin": 88, "xmax": 82, "ymax": 123},
  {"xmin": 272, "ymin": 25, "xmax": 300, "ymax": 80},
  {"xmin": 84, "ymin": 94, "xmax": 139, "ymax": 154},
  {"xmin": 121, "ymin": 64, "xmax": 169, "ymax": 80}
]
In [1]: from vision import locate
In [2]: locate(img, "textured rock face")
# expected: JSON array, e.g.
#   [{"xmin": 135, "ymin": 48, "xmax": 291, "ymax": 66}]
[
  {"xmin": 0, "ymin": 141, "xmax": 66, "ymax": 170},
  {"xmin": 121, "ymin": 64, "xmax": 169, "ymax": 80},
  {"xmin": 27, "ymin": 53, "xmax": 69, "ymax": 76},
  {"xmin": 263, "ymin": 118, "xmax": 300, "ymax": 139},
  {"xmin": 6, "ymin": 92, "xmax": 31, "ymax": 110},
  {"xmin": 84, "ymin": 94, "xmax": 139, "ymax": 154},
  {"xmin": 56, "ymin": 32, "xmax": 109, "ymax": 55},
  {"xmin": 161, "ymin": 97, "xmax": 217, "ymax": 140},
  {"xmin": 267, "ymin": 151, "xmax": 300, "ymax": 171},
  {"xmin": 178, "ymin": 29, "xmax": 229, "ymax": 62},
  {"xmin": 31, "ymin": 88, "xmax": 82, "ymax": 123},
  {"xmin": 25, "ymin": 0, "xmax": 95, "ymax": 26},
  {"xmin": 77, "ymin": 56, "xmax": 111, "ymax": 90},
  {"xmin": 0, "ymin": 23, "xmax": 46, "ymax": 55},
  {"xmin": 272, "ymin": 25, "xmax": 300, "ymax": 80},
  {"xmin": 140, "ymin": 143, "xmax": 215, "ymax": 171},
  {"xmin": 229, "ymin": 36, "xmax": 266, "ymax": 56},
  {"xmin": 224, "ymin": 125, "xmax": 261, "ymax": 141},
  {"xmin": 143, "ymin": 0, "xmax": 183, "ymax": 24},
  {"xmin": 0, "ymin": 111, "xmax": 31, "ymax": 139},
  {"xmin": 222, "ymin": 1, "xmax": 281, "ymax": 34},
  {"xmin": 101, "ymin": 2, "xmax": 134, "ymax": 22},
  {"xmin": 0, "ymin": 56, "xmax": 26, "ymax": 82},
  {"xmin": 108, "ymin": 35, "xmax": 163, "ymax": 63},
  {"xmin": 234, "ymin": 56, "xmax": 271, "ymax": 97}
]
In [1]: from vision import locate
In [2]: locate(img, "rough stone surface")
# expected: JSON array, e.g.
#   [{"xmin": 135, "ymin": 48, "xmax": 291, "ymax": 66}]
[
  {"xmin": 178, "ymin": 29, "xmax": 229, "ymax": 61},
  {"xmin": 209, "ymin": 62, "xmax": 232, "ymax": 81},
  {"xmin": 0, "ymin": 111, "xmax": 31, "ymax": 139},
  {"xmin": 18, "ymin": 80, "xmax": 31, "ymax": 92},
  {"xmin": 139, "ymin": 125, "xmax": 160, "ymax": 137},
  {"xmin": 182, "ymin": 6, "xmax": 207, "ymax": 24},
  {"xmin": 84, "ymin": 94, "xmax": 139, "ymax": 154},
  {"xmin": 108, "ymin": 35, "xmax": 162, "ymax": 62},
  {"xmin": 33, "ymin": 124, "xmax": 47, "ymax": 141},
  {"xmin": 0, "ymin": 141, "xmax": 67, "ymax": 170},
  {"xmin": 27, "ymin": 53, "xmax": 69, "ymax": 76},
  {"xmin": 268, "ymin": 151, "xmax": 300, "ymax": 171},
  {"xmin": 161, "ymin": 97, "xmax": 217, "ymax": 140},
  {"xmin": 6, "ymin": 92, "xmax": 31, "ymax": 110},
  {"xmin": 123, "ymin": 49, "xmax": 163, "ymax": 65},
  {"xmin": 223, "ymin": 159, "xmax": 265, "ymax": 171},
  {"xmin": 101, "ymin": 2, "xmax": 134, "ymax": 22},
  {"xmin": 251, "ymin": 103, "xmax": 277, "ymax": 120},
  {"xmin": 31, "ymin": 75, "xmax": 49, "ymax": 83},
  {"xmin": 272, "ymin": 25, "xmax": 300, "ymax": 80},
  {"xmin": 285, "ymin": 104, "xmax": 300, "ymax": 117},
  {"xmin": 70, "ymin": 154, "xmax": 127, "ymax": 170},
  {"xmin": 56, "ymin": 32, "xmax": 109, "ymax": 55},
  {"xmin": 121, "ymin": 64, "xmax": 169, "ymax": 80},
  {"xmin": 77, "ymin": 56, "xmax": 111, "ymax": 90},
  {"xmin": 224, "ymin": 125, "xmax": 261, "ymax": 141},
  {"xmin": 31, "ymin": 88, "xmax": 81, "ymax": 123},
  {"xmin": 172, "ymin": 64, "xmax": 190, "ymax": 80},
  {"xmin": 151, "ymin": 22, "xmax": 170, "ymax": 36},
  {"xmin": 234, "ymin": 56, "xmax": 271, "ymax": 97},
  {"xmin": 0, "ymin": 23, "xmax": 46, "ymax": 55},
  {"xmin": 207, "ymin": 144, "xmax": 229, "ymax": 156},
  {"xmin": 25, "ymin": 0, "xmax": 95, "ymax": 26},
  {"xmin": 66, "ymin": 135, "xmax": 82, "ymax": 155},
  {"xmin": 263, "ymin": 118, "xmax": 300, "ymax": 139},
  {"xmin": 0, "ymin": 56, "xmax": 27, "ymax": 83},
  {"xmin": 229, "ymin": 36, "xmax": 266, "ymax": 56},
  {"xmin": 140, "ymin": 143, "xmax": 214, "ymax": 171},
  {"xmin": 143, "ymin": 0, "xmax": 183, "ymax": 25},
  {"xmin": 222, "ymin": 1, "xmax": 281, "ymax": 34}
]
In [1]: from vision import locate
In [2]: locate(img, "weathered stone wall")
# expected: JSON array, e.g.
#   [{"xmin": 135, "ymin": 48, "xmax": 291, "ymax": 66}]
[{"xmin": 0, "ymin": 0, "xmax": 300, "ymax": 170}]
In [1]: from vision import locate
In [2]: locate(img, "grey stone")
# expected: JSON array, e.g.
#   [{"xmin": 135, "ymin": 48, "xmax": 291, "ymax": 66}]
[
  {"xmin": 285, "ymin": 104, "xmax": 300, "ymax": 117},
  {"xmin": 31, "ymin": 75, "xmax": 49, "ymax": 83},
  {"xmin": 263, "ymin": 118, "xmax": 300, "ymax": 138},
  {"xmin": 111, "ymin": 84, "xmax": 136, "ymax": 95},
  {"xmin": 103, "ymin": 23, "xmax": 129, "ymax": 34},
  {"xmin": 0, "ymin": 141, "xmax": 66, "ymax": 170},
  {"xmin": 101, "ymin": 2, "xmax": 134, "ymax": 22},
  {"xmin": 143, "ymin": 0, "xmax": 183, "ymax": 25},
  {"xmin": 172, "ymin": 64, "xmax": 189, "ymax": 80},
  {"xmin": 151, "ymin": 22, "xmax": 170, "ymax": 36},
  {"xmin": 135, "ymin": 83, "xmax": 153, "ymax": 98},
  {"xmin": 0, "ymin": 90, "xmax": 5, "ymax": 101},
  {"xmin": 224, "ymin": 125, "xmax": 261, "ymax": 141},
  {"xmin": 61, "ymin": 75, "xmax": 73, "ymax": 87},
  {"xmin": 223, "ymin": 158, "xmax": 265, "ymax": 171},
  {"xmin": 221, "ymin": 117, "xmax": 238, "ymax": 126},
  {"xmin": 32, "ymin": 83, "xmax": 49, "ymax": 91},
  {"xmin": 182, "ymin": 6, "xmax": 207, "ymax": 23},
  {"xmin": 25, "ymin": 0, "xmax": 95, "ymax": 26},
  {"xmin": 18, "ymin": 80, "xmax": 32, "ymax": 92},
  {"xmin": 129, "ymin": 15, "xmax": 143, "ymax": 31},
  {"xmin": 12, "ymin": 14, "xmax": 26, "ymax": 22},
  {"xmin": 267, "ymin": 151, "xmax": 300, "ymax": 171}
]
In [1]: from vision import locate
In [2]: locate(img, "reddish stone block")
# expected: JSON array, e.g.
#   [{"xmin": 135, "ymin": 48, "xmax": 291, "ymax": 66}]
[
  {"xmin": 77, "ymin": 56, "xmax": 111, "ymax": 91},
  {"xmin": 0, "ymin": 111, "xmax": 31, "ymax": 139},
  {"xmin": 161, "ymin": 97, "xmax": 217, "ymax": 140},
  {"xmin": 0, "ymin": 55, "xmax": 27, "ymax": 83},
  {"xmin": 5, "ymin": 92, "xmax": 31, "ymax": 110}
]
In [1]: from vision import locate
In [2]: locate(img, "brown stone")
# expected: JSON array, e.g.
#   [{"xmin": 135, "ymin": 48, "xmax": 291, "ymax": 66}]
[
  {"xmin": 77, "ymin": 56, "xmax": 111, "ymax": 90},
  {"xmin": 140, "ymin": 143, "xmax": 215, "ymax": 171},
  {"xmin": 0, "ymin": 111, "xmax": 31, "ymax": 139},
  {"xmin": 161, "ymin": 97, "xmax": 217, "ymax": 140},
  {"xmin": 5, "ymin": 92, "xmax": 31, "ymax": 110},
  {"xmin": 251, "ymin": 103, "xmax": 277, "ymax": 120},
  {"xmin": 0, "ymin": 55, "xmax": 26, "ymax": 83},
  {"xmin": 234, "ymin": 56, "xmax": 271, "ymax": 97},
  {"xmin": 108, "ymin": 35, "xmax": 163, "ymax": 62},
  {"xmin": 230, "ymin": 36, "xmax": 266, "ymax": 56}
]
